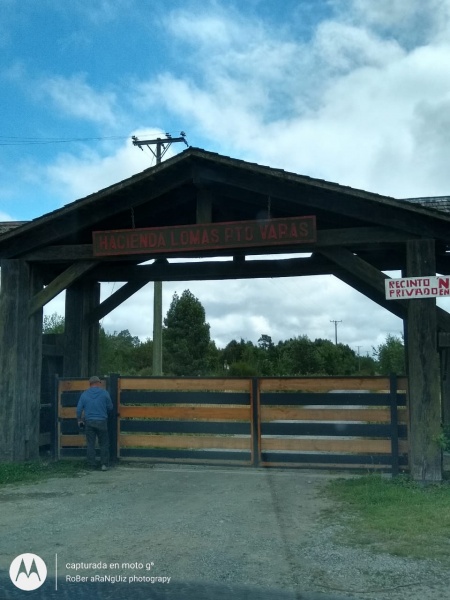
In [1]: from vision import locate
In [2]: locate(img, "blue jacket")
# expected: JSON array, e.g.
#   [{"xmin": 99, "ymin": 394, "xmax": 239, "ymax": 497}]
[{"xmin": 77, "ymin": 387, "xmax": 113, "ymax": 421}]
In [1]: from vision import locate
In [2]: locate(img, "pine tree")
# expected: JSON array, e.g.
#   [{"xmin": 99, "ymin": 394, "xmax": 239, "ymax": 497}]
[{"xmin": 163, "ymin": 290, "xmax": 211, "ymax": 375}]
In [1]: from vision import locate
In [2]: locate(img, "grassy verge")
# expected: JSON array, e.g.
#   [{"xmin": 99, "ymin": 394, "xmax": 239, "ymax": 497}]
[
  {"xmin": 0, "ymin": 460, "xmax": 86, "ymax": 486},
  {"xmin": 323, "ymin": 474, "xmax": 450, "ymax": 561}
]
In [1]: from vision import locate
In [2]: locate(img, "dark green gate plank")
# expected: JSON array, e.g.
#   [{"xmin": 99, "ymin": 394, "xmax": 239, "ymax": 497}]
[
  {"xmin": 120, "ymin": 420, "xmax": 251, "ymax": 434},
  {"xmin": 120, "ymin": 448, "xmax": 251, "ymax": 461},
  {"xmin": 261, "ymin": 452, "xmax": 409, "ymax": 465},
  {"xmin": 261, "ymin": 422, "xmax": 407, "ymax": 437},
  {"xmin": 120, "ymin": 391, "xmax": 250, "ymax": 405},
  {"xmin": 260, "ymin": 392, "xmax": 405, "ymax": 406}
]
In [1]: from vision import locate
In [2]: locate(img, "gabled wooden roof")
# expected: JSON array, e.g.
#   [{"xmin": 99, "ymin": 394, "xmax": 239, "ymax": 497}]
[{"xmin": 1, "ymin": 147, "xmax": 449, "ymax": 267}]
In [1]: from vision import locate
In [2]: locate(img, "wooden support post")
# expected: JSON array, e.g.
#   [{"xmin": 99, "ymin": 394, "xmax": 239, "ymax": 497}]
[
  {"xmin": 406, "ymin": 239, "xmax": 442, "ymax": 482},
  {"xmin": 251, "ymin": 378, "xmax": 260, "ymax": 467},
  {"xmin": 196, "ymin": 188, "xmax": 212, "ymax": 224},
  {"xmin": 0, "ymin": 260, "xmax": 43, "ymax": 461},
  {"xmin": 63, "ymin": 280, "xmax": 100, "ymax": 377},
  {"xmin": 86, "ymin": 281, "xmax": 100, "ymax": 377},
  {"xmin": 106, "ymin": 373, "xmax": 119, "ymax": 463},
  {"xmin": 389, "ymin": 373, "xmax": 399, "ymax": 477},
  {"xmin": 438, "ymin": 332, "xmax": 450, "ymax": 431},
  {"xmin": 152, "ymin": 281, "xmax": 163, "ymax": 376}
]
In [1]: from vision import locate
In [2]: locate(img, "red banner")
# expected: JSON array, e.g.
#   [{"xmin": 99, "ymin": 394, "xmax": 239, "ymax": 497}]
[{"xmin": 92, "ymin": 216, "xmax": 316, "ymax": 257}]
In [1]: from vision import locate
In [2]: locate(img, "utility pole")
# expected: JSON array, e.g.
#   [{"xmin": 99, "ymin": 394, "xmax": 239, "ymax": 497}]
[
  {"xmin": 356, "ymin": 345, "xmax": 362, "ymax": 372},
  {"xmin": 330, "ymin": 320, "xmax": 342, "ymax": 345},
  {"xmin": 132, "ymin": 132, "xmax": 188, "ymax": 163},
  {"xmin": 132, "ymin": 132, "xmax": 188, "ymax": 376}
]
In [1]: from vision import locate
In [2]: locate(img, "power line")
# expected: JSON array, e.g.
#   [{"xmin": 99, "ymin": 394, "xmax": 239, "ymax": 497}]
[
  {"xmin": 0, "ymin": 132, "xmax": 187, "ymax": 146},
  {"xmin": 0, "ymin": 135, "xmax": 129, "ymax": 146}
]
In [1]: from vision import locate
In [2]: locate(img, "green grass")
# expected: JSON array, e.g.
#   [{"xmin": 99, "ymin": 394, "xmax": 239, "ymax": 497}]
[
  {"xmin": 323, "ymin": 474, "xmax": 450, "ymax": 561},
  {"xmin": 0, "ymin": 460, "xmax": 86, "ymax": 486}
]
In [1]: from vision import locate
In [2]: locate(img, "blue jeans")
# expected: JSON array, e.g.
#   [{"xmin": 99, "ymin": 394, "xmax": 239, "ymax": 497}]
[{"xmin": 85, "ymin": 420, "xmax": 109, "ymax": 466}]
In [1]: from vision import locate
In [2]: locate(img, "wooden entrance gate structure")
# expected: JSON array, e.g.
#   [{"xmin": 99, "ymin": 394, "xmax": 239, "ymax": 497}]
[
  {"xmin": 0, "ymin": 148, "xmax": 449, "ymax": 481},
  {"xmin": 56, "ymin": 375, "xmax": 408, "ymax": 473}
]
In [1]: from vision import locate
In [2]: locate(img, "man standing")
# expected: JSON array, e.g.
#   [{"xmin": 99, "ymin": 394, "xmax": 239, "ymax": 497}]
[{"xmin": 77, "ymin": 376, "xmax": 113, "ymax": 471}]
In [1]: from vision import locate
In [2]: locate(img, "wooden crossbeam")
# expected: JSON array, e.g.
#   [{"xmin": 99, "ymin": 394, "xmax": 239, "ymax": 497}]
[
  {"xmin": 89, "ymin": 255, "xmax": 336, "ymax": 282},
  {"xmin": 22, "ymin": 227, "xmax": 412, "ymax": 262}
]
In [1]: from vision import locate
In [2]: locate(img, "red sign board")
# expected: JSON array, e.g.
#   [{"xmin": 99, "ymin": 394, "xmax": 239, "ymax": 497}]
[{"xmin": 92, "ymin": 216, "xmax": 316, "ymax": 257}]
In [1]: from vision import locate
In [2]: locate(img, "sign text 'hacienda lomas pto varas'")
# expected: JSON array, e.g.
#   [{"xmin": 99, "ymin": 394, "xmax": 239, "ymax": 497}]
[{"xmin": 92, "ymin": 216, "xmax": 316, "ymax": 257}]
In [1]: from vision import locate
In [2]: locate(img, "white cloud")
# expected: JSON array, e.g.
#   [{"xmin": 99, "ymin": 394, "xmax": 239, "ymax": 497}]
[
  {"xmin": 167, "ymin": 8, "xmax": 299, "ymax": 83},
  {"xmin": 337, "ymin": 0, "xmax": 450, "ymax": 44},
  {"xmin": 167, "ymin": 11, "xmax": 240, "ymax": 48},
  {"xmin": 313, "ymin": 21, "xmax": 403, "ymax": 72},
  {"xmin": 133, "ymin": 5, "xmax": 450, "ymax": 199},
  {"xmin": 44, "ymin": 129, "xmax": 166, "ymax": 202},
  {"xmin": 41, "ymin": 74, "xmax": 120, "ymax": 127},
  {"xmin": 2, "ymin": 66, "xmax": 123, "ymax": 129}
]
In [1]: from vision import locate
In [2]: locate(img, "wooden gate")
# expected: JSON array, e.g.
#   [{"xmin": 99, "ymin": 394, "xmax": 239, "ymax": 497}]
[
  {"xmin": 257, "ymin": 376, "xmax": 408, "ymax": 472},
  {"xmin": 56, "ymin": 375, "xmax": 408, "ymax": 472},
  {"xmin": 117, "ymin": 376, "xmax": 253, "ymax": 465}
]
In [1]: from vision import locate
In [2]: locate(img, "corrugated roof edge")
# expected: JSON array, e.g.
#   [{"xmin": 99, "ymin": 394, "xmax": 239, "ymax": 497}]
[
  {"xmin": 0, "ymin": 221, "xmax": 29, "ymax": 235},
  {"xmin": 401, "ymin": 196, "xmax": 450, "ymax": 214},
  {"xmin": 188, "ymin": 148, "xmax": 398, "ymax": 199}
]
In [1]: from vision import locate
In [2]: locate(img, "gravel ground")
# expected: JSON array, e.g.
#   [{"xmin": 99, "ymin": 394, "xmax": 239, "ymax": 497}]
[{"xmin": 0, "ymin": 463, "xmax": 448, "ymax": 600}]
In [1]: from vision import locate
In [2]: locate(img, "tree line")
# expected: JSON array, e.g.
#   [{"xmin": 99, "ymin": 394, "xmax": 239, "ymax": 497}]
[{"xmin": 43, "ymin": 289, "xmax": 405, "ymax": 377}]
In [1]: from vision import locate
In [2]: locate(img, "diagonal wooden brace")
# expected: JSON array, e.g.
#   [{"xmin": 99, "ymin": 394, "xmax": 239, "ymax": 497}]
[
  {"xmin": 29, "ymin": 261, "xmax": 98, "ymax": 316},
  {"xmin": 319, "ymin": 246, "xmax": 450, "ymax": 333}
]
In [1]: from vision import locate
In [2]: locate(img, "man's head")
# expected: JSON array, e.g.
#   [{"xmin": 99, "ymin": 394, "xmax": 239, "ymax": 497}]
[{"xmin": 89, "ymin": 375, "xmax": 102, "ymax": 387}]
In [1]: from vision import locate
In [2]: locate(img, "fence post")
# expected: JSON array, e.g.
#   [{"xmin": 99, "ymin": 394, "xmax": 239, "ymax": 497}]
[
  {"xmin": 251, "ymin": 377, "xmax": 260, "ymax": 467},
  {"xmin": 390, "ymin": 372, "xmax": 399, "ymax": 477},
  {"xmin": 107, "ymin": 373, "xmax": 119, "ymax": 464},
  {"xmin": 53, "ymin": 374, "xmax": 60, "ymax": 460}
]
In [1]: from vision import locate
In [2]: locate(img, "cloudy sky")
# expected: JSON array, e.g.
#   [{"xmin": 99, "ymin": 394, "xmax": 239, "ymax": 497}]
[{"xmin": 1, "ymin": 0, "xmax": 450, "ymax": 353}]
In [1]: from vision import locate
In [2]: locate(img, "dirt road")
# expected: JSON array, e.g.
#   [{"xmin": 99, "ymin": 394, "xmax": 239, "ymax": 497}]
[{"xmin": 0, "ymin": 464, "xmax": 448, "ymax": 600}]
